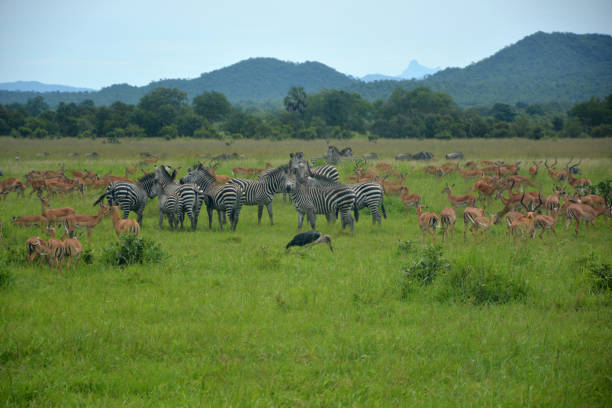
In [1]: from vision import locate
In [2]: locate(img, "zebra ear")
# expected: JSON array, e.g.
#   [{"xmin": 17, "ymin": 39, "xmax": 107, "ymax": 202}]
[{"xmin": 171, "ymin": 169, "xmax": 177, "ymax": 180}]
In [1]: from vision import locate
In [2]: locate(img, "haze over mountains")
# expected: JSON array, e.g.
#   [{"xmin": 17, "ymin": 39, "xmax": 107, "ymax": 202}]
[
  {"xmin": 0, "ymin": 31, "xmax": 610, "ymax": 107},
  {"xmin": 0, "ymin": 81, "xmax": 95, "ymax": 93}
]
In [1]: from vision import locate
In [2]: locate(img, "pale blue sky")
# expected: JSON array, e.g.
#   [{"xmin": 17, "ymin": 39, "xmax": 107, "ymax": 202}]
[{"xmin": 1, "ymin": 0, "xmax": 611, "ymax": 89}]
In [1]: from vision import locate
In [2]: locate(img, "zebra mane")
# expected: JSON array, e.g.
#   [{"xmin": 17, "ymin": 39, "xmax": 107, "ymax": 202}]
[
  {"xmin": 260, "ymin": 164, "xmax": 287, "ymax": 179},
  {"xmin": 308, "ymin": 172, "xmax": 337, "ymax": 183},
  {"xmin": 137, "ymin": 172, "xmax": 155, "ymax": 185}
]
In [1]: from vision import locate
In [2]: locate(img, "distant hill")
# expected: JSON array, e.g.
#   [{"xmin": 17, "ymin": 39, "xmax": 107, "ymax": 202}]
[
  {"xmin": 1, "ymin": 32, "xmax": 611, "ymax": 107},
  {"xmin": 0, "ymin": 81, "xmax": 95, "ymax": 93},
  {"xmin": 361, "ymin": 60, "xmax": 440, "ymax": 82},
  {"xmin": 346, "ymin": 32, "xmax": 612, "ymax": 105}
]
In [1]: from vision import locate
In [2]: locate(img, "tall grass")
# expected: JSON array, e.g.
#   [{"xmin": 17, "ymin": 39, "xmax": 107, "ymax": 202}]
[{"xmin": 0, "ymin": 138, "xmax": 611, "ymax": 406}]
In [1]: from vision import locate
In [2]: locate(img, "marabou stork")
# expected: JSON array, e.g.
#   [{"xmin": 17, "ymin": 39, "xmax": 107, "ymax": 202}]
[{"xmin": 285, "ymin": 230, "xmax": 333, "ymax": 252}]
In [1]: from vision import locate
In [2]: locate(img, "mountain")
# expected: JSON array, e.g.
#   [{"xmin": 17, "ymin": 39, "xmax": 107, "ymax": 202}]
[
  {"xmin": 361, "ymin": 73, "xmax": 402, "ymax": 82},
  {"xmin": 346, "ymin": 32, "xmax": 612, "ymax": 105},
  {"xmin": 399, "ymin": 60, "xmax": 440, "ymax": 79},
  {"xmin": 0, "ymin": 80, "xmax": 95, "ymax": 93},
  {"xmin": 0, "ymin": 58, "xmax": 358, "ymax": 107},
  {"xmin": 1, "ymin": 32, "xmax": 611, "ymax": 107},
  {"xmin": 361, "ymin": 60, "xmax": 440, "ymax": 82}
]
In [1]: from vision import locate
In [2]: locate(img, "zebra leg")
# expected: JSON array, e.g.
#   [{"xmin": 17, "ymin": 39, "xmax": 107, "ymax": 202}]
[
  {"xmin": 218, "ymin": 209, "xmax": 224, "ymax": 230},
  {"xmin": 185, "ymin": 209, "xmax": 196, "ymax": 231},
  {"xmin": 307, "ymin": 211, "xmax": 316, "ymax": 231},
  {"xmin": 297, "ymin": 211, "xmax": 305, "ymax": 232},
  {"xmin": 207, "ymin": 207, "xmax": 214, "ymax": 229},
  {"xmin": 266, "ymin": 203, "xmax": 273, "ymax": 225},
  {"xmin": 159, "ymin": 210, "xmax": 164, "ymax": 229},
  {"xmin": 257, "ymin": 205, "xmax": 264, "ymax": 225}
]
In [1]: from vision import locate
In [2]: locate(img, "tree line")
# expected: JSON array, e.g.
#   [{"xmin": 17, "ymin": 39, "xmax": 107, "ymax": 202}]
[{"xmin": 0, "ymin": 86, "xmax": 610, "ymax": 141}]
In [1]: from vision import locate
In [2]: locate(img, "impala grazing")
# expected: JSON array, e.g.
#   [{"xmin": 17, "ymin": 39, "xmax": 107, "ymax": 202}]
[{"xmin": 416, "ymin": 205, "xmax": 439, "ymax": 243}]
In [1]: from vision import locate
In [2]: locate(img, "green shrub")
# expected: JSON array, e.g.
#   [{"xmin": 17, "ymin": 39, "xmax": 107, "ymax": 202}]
[
  {"xmin": 400, "ymin": 245, "xmax": 448, "ymax": 299},
  {"xmin": 577, "ymin": 252, "xmax": 612, "ymax": 293},
  {"xmin": 437, "ymin": 264, "xmax": 527, "ymax": 305},
  {"xmin": 102, "ymin": 235, "xmax": 164, "ymax": 267}
]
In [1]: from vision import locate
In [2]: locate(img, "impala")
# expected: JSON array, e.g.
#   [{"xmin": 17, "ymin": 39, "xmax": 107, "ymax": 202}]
[
  {"xmin": 472, "ymin": 179, "xmax": 498, "ymax": 209},
  {"xmin": 110, "ymin": 205, "xmax": 140, "ymax": 238},
  {"xmin": 565, "ymin": 203, "xmax": 610, "ymax": 235},
  {"xmin": 509, "ymin": 194, "xmax": 542, "ymax": 238},
  {"xmin": 400, "ymin": 189, "xmax": 422, "ymax": 212},
  {"xmin": 62, "ymin": 235, "xmax": 83, "ymax": 268},
  {"xmin": 46, "ymin": 227, "xmax": 65, "ymax": 272},
  {"xmin": 440, "ymin": 207, "xmax": 456, "ymax": 241},
  {"xmin": 416, "ymin": 205, "xmax": 439, "ymax": 243},
  {"xmin": 544, "ymin": 159, "xmax": 567, "ymax": 183},
  {"xmin": 533, "ymin": 210, "xmax": 559, "ymax": 239},
  {"xmin": 471, "ymin": 214, "xmax": 493, "ymax": 238},
  {"xmin": 442, "ymin": 184, "xmax": 477, "ymax": 208},
  {"xmin": 12, "ymin": 214, "xmax": 49, "ymax": 230},
  {"xmin": 463, "ymin": 206, "xmax": 485, "ymax": 240},
  {"xmin": 543, "ymin": 186, "xmax": 565, "ymax": 215},
  {"xmin": 25, "ymin": 236, "xmax": 49, "ymax": 264},
  {"xmin": 529, "ymin": 161, "xmax": 543, "ymax": 178},
  {"xmin": 64, "ymin": 204, "xmax": 110, "ymax": 241},
  {"xmin": 0, "ymin": 177, "xmax": 25, "ymax": 199},
  {"xmin": 39, "ymin": 194, "xmax": 76, "ymax": 225}
]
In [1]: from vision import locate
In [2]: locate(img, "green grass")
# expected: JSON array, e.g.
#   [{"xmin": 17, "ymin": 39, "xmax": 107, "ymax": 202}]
[{"xmin": 1, "ymin": 137, "xmax": 611, "ymax": 406}]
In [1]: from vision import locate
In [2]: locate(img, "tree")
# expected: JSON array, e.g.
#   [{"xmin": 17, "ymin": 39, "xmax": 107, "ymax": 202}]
[
  {"xmin": 490, "ymin": 103, "xmax": 517, "ymax": 122},
  {"xmin": 25, "ymin": 96, "xmax": 49, "ymax": 117},
  {"xmin": 284, "ymin": 86, "xmax": 307, "ymax": 115},
  {"xmin": 192, "ymin": 91, "xmax": 232, "ymax": 122}
]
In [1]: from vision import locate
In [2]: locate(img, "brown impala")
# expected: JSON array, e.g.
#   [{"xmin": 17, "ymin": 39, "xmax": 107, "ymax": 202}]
[{"xmin": 442, "ymin": 184, "xmax": 477, "ymax": 208}]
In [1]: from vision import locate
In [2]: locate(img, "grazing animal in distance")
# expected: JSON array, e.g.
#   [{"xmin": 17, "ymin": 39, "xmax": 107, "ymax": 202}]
[{"xmin": 286, "ymin": 230, "xmax": 333, "ymax": 252}]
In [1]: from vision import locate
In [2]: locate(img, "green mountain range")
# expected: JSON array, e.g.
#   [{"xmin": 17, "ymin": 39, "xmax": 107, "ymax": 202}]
[{"xmin": 1, "ymin": 31, "xmax": 610, "ymax": 107}]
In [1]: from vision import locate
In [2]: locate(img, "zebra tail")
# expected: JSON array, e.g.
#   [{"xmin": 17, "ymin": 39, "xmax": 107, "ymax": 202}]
[
  {"xmin": 381, "ymin": 198, "xmax": 387, "ymax": 219},
  {"xmin": 93, "ymin": 191, "xmax": 108, "ymax": 207}
]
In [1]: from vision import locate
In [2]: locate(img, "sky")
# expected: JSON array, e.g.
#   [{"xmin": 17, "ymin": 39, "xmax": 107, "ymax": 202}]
[{"xmin": 1, "ymin": 0, "xmax": 611, "ymax": 90}]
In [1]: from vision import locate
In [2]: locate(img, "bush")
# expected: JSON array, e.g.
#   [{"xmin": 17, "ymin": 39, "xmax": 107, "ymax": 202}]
[
  {"xmin": 577, "ymin": 253, "xmax": 612, "ymax": 293},
  {"xmin": 437, "ymin": 264, "xmax": 527, "ymax": 305},
  {"xmin": 102, "ymin": 235, "xmax": 164, "ymax": 266},
  {"xmin": 400, "ymin": 245, "xmax": 448, "ymax": 299}
]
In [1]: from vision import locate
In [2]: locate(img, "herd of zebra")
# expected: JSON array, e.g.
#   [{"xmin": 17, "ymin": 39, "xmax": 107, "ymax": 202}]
[{"xmin": 94, "ymin": 152, "xmax": 385, "ymax": 233}]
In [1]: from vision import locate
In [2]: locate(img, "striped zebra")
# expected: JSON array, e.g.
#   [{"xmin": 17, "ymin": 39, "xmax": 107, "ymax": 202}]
[
  {"xmin": 229, "ymin": 165, "xmax": 288, "ymax": 225},
  {"xmin": 153, "ymin": 165, "xmax": 203, "ymax": 231},
  {"xmin": 310, "ymin": 165, "xmax": 339, "ymax": 181},
  {"xmin": 285, "ymin": 170, "xmax": 355, "ymax": 232},
  {"xmin": 180, "ymin": 164, "xmax": 243, "ymax": 231},
  {"xmin": 93, "ymin": 173, "xmax": 156, "ymax": 225},
  {"xmin": 305, "ymin": 174, "xmax": 386, "ymax": 225}
]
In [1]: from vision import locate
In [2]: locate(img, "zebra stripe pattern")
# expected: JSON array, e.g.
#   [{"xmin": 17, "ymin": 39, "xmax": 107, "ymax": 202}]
[
  {"xmin": 180, "ymin": 164, "xmax": 243, "ymax": 231},
  {"xmin": 229, "ymin": 166, "xmax": 288, "ymax": 225},
  {"xmin": 93, "ymin": 173, "xmax": 154, "ymax": 225},
  {"xmin": 310, "ymin": 165, "xmax": 339, "ymax": 182},
  {"xmin": 286, "ymin": 171, "xmax": 355, "ymax": 232},
  {"xmin": 303, "ymin": 173, "xmax": 385, "ymax": 226},
  {"xmin": 346, "ymin": 182, "xmax": 386, "ymax": 225},
  {"xmin": 154, "ymin": 166, "xmax": 203, "ymax": 230}
]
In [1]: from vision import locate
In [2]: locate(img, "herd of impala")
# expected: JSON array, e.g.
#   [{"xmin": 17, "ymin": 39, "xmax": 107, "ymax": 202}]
[
  {"xmin": 345, "ymin": 156, "xmax": 610, "ymax": 243},
  {"xmin": 0, "ymin": 156, "xmax": 609, "ymax": 270}
]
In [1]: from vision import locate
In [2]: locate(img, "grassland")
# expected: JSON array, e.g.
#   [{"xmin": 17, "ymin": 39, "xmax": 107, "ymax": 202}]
[{"xmin": 1, "ymin": 137, "xmax": 611, "ymax": 406}]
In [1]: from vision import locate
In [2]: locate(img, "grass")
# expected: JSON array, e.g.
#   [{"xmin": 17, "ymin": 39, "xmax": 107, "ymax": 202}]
[{"xmin": 1, "ymin": 137, "xmax": 611, "ymax": 406}]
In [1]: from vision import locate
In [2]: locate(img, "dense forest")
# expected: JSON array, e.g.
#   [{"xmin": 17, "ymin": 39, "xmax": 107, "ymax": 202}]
[
  {"xmin": 0, "ymin": 32, "xmax": 611, "ymax": 108},
  {"xmin": 1, "ymin": 85, "xmax": 611, "ymax": 141}
]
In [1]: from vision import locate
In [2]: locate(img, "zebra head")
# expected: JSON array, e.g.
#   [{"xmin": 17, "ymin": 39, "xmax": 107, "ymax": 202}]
[
  {"xmin": 289, "ymin": 152, "xmax": 309, "ymax": 180},
  {"xmin": 285, "ymin": 170, "xmax": 297, "ymax": 193},
  {"xmin": 137, "ymin": 173, "xmax": 157, "ymax": 198}
]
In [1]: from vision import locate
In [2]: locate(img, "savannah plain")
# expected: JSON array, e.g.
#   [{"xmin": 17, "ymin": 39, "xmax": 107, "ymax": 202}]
[{"xmin": 1, "ymin": 136, "xmax": 611, "ymax": 406}]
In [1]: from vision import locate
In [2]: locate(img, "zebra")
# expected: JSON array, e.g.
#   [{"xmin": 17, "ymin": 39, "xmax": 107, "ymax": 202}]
[
  {"xmin": 93, "ymin": 173, "xmax": 156, "ymax": 225},
  {"xmin": 229, "ymin": 165, "xmax": 288, "ymax": 225},
  {"xmin": 153, "ymin": 165, "xmax": 203, "ymax": 231},
  {"xmin": 305, "ymin": 174, "xmax": 386, "ymax": 225},
  {"xmin": 285, "ymin": 169, "xmax": 355, "ymax": 233},
  {"xmin": 180, "ymin": 164, "xmax": 243, "ymax": 231},
  {"xmin": 310, "ymin": 164, "xmax": 339, "ymax": 182},
  {"xmin": 152, "ymin": 182, "xmax": 181, "ymax": 230}
]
